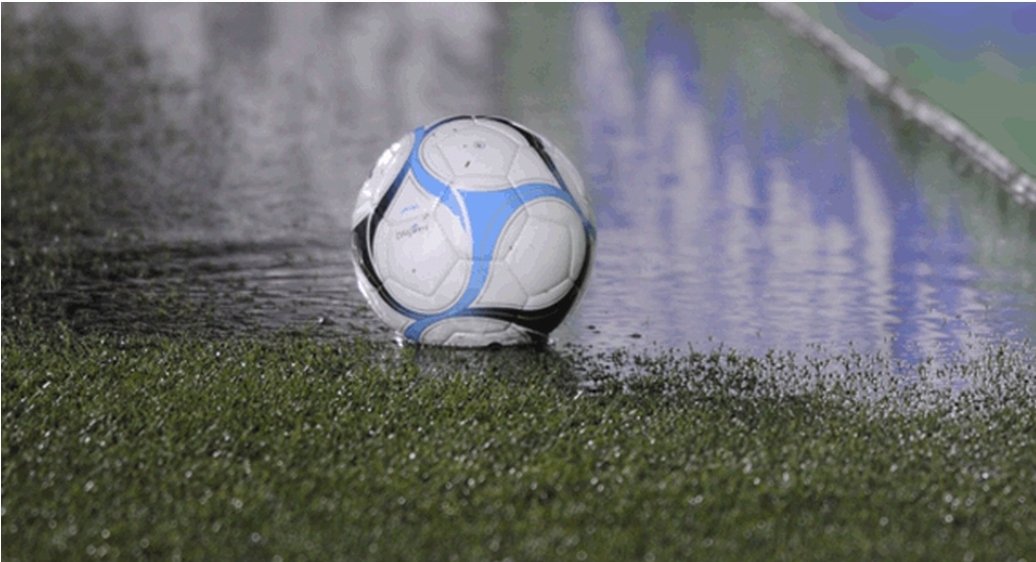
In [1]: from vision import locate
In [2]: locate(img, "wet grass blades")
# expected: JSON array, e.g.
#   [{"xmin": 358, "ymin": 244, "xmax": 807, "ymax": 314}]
[{"xmin": 3, "ymin": 332, "xmax": 1036, "ymax": 561}]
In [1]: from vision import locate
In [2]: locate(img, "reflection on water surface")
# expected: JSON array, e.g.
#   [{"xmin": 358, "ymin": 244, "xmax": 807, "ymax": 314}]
[{"xmin": 15, "ymin": 4, "xmax": 1036, "ymax": 363}]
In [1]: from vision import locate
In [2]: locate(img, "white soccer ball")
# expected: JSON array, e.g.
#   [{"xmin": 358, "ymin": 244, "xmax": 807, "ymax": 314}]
[{"xmin": 351, "ymin": 115, "xmax": 596, "ymax": 347}]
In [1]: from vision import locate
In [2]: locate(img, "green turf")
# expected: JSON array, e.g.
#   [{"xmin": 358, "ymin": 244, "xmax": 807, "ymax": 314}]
[
  {"xmin": 3, "ymin": 332, "xmax": 1036, "ymax": 561},
  {"xmin": 4, "ymin": 8, "xmax": 1036, "ymax": 562}
]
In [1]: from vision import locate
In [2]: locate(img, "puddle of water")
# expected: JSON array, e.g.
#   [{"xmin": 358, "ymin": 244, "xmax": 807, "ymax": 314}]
[
  {"xmin": 512, "ymin": 5, "xmax": 1036, "ymax": 363},
  {"xmin": 13, "ymin": 4, "xmax": 1036, "ymax": 363}
]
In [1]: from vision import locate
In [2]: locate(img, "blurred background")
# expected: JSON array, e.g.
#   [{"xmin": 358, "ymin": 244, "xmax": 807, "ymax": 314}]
[
  {"xmin": 801, "ymin": 3, "xmax": 1035, "ymax": 175},
  {"xmin": 5, "ymin": 3, "xmax": 1035, "ymax": 364}
]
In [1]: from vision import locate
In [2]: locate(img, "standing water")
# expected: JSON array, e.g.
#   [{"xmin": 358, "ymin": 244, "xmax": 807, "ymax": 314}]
[{"xmin": 9, "ymin": 4, "xmax": 1036, "ymax": 364}]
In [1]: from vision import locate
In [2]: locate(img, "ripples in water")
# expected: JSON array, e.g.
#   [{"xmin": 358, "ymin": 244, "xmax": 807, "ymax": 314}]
[{"xmin": 11, "ymin": 3, "xmax": 1036, "ymax": 365}]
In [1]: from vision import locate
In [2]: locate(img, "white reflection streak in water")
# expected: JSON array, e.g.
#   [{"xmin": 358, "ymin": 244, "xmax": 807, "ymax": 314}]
[
  {"xmin": 574, "ymin": 5, "xmax": 639, "ymax": 231},
  {"xmin": 123, "ymin": 4, "xmax": 500, "ymax": 243},
  {"xmin": 849, "ymin": 148, "xmax": 896, "ymax": 358},
  {"xmin": 645, "ymin": 57, "xmax": 713, "ymax": 341},
  {"xmin": 570, "ymin": 4, "xmax": 965, "ymax": 357},
  {"xmin": 65, "ymin": 4, "xmax": 502, "ymax": 331}
]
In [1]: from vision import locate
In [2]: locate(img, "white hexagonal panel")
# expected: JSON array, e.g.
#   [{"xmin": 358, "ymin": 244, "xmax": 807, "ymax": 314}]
[
  {"xmin": 507, "ymin": 145, "xmax": 555, "ymax": 187},
  {"xmin": 372, "ymin": 201, "xmax": 470, "ymax": 313},
  {"xmin": 383, "ymin": 175, "xmax": 436, "ymax": 226},
  {"xmin": 382, "ymin": 258, "xmax": 470, "ymax": 315},
  {"xmin": 477, "ymin": 262, "xmax": 529, "ymax": 309},
  {"xmin": 421, "ymin": 120, "xmax": 518, "ymax": 190},
  {"xmin": 418, "ymin": 119, "xmax": 474, "ymax": 184},
  {"xmin": 434, "ymin": 201, "xmax": 473, "ymax": 259},
  {"xmin": 379, "ymin": 175, "xmax": 471, "ymax": 259},
  {"xmin": 504, "ymin": 199, "xmax": 575, "ymax": 308}
]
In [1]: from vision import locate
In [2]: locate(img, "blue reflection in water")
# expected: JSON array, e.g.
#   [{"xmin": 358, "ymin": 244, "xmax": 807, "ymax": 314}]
[
  {"xmin": 848, "ymin": 94, "xmax": 956, "ymax": 361},
  {"xmin": 568, "ymin": 5, "xmax": 1036, "ymax": 363}
]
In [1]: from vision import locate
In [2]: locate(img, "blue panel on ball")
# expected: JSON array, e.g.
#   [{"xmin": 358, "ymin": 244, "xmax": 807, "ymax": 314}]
[
  {"xmin": 403, "ymin": 182, "xmax": 579, "ymax": 341},
  {"xmin": 408, "ymin": 126, "xmax": 468, "ymax": 229},
  {"xmin": 357, "ymin": 116, "xmax": 596, "ymax": 343}
]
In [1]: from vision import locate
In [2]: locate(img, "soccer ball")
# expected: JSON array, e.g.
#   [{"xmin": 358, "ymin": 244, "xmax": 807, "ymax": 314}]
[{"xmin": 351, "ymin": 115, "xmax": 596, "ymax": 347}]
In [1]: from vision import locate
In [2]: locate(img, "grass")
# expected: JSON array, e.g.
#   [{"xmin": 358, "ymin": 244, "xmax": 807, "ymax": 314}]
[
  {"xmin": 4, "ymin": 332, "xmax": 1035, "ymax": 561},
  {"xmin": 3, "ymin": 7, "xmax": 1036, "ymax": 562}
]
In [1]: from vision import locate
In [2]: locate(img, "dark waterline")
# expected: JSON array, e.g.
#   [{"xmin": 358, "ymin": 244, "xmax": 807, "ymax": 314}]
[{"xmin": 12, "ymin": 4, "xmax": 1036, "ymax": 364}]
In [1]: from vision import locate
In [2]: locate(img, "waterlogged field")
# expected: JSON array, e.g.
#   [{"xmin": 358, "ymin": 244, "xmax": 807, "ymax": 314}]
[{"xmin": 3, "ymin": 5, "xmax": 1036, "ymax": 561}]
